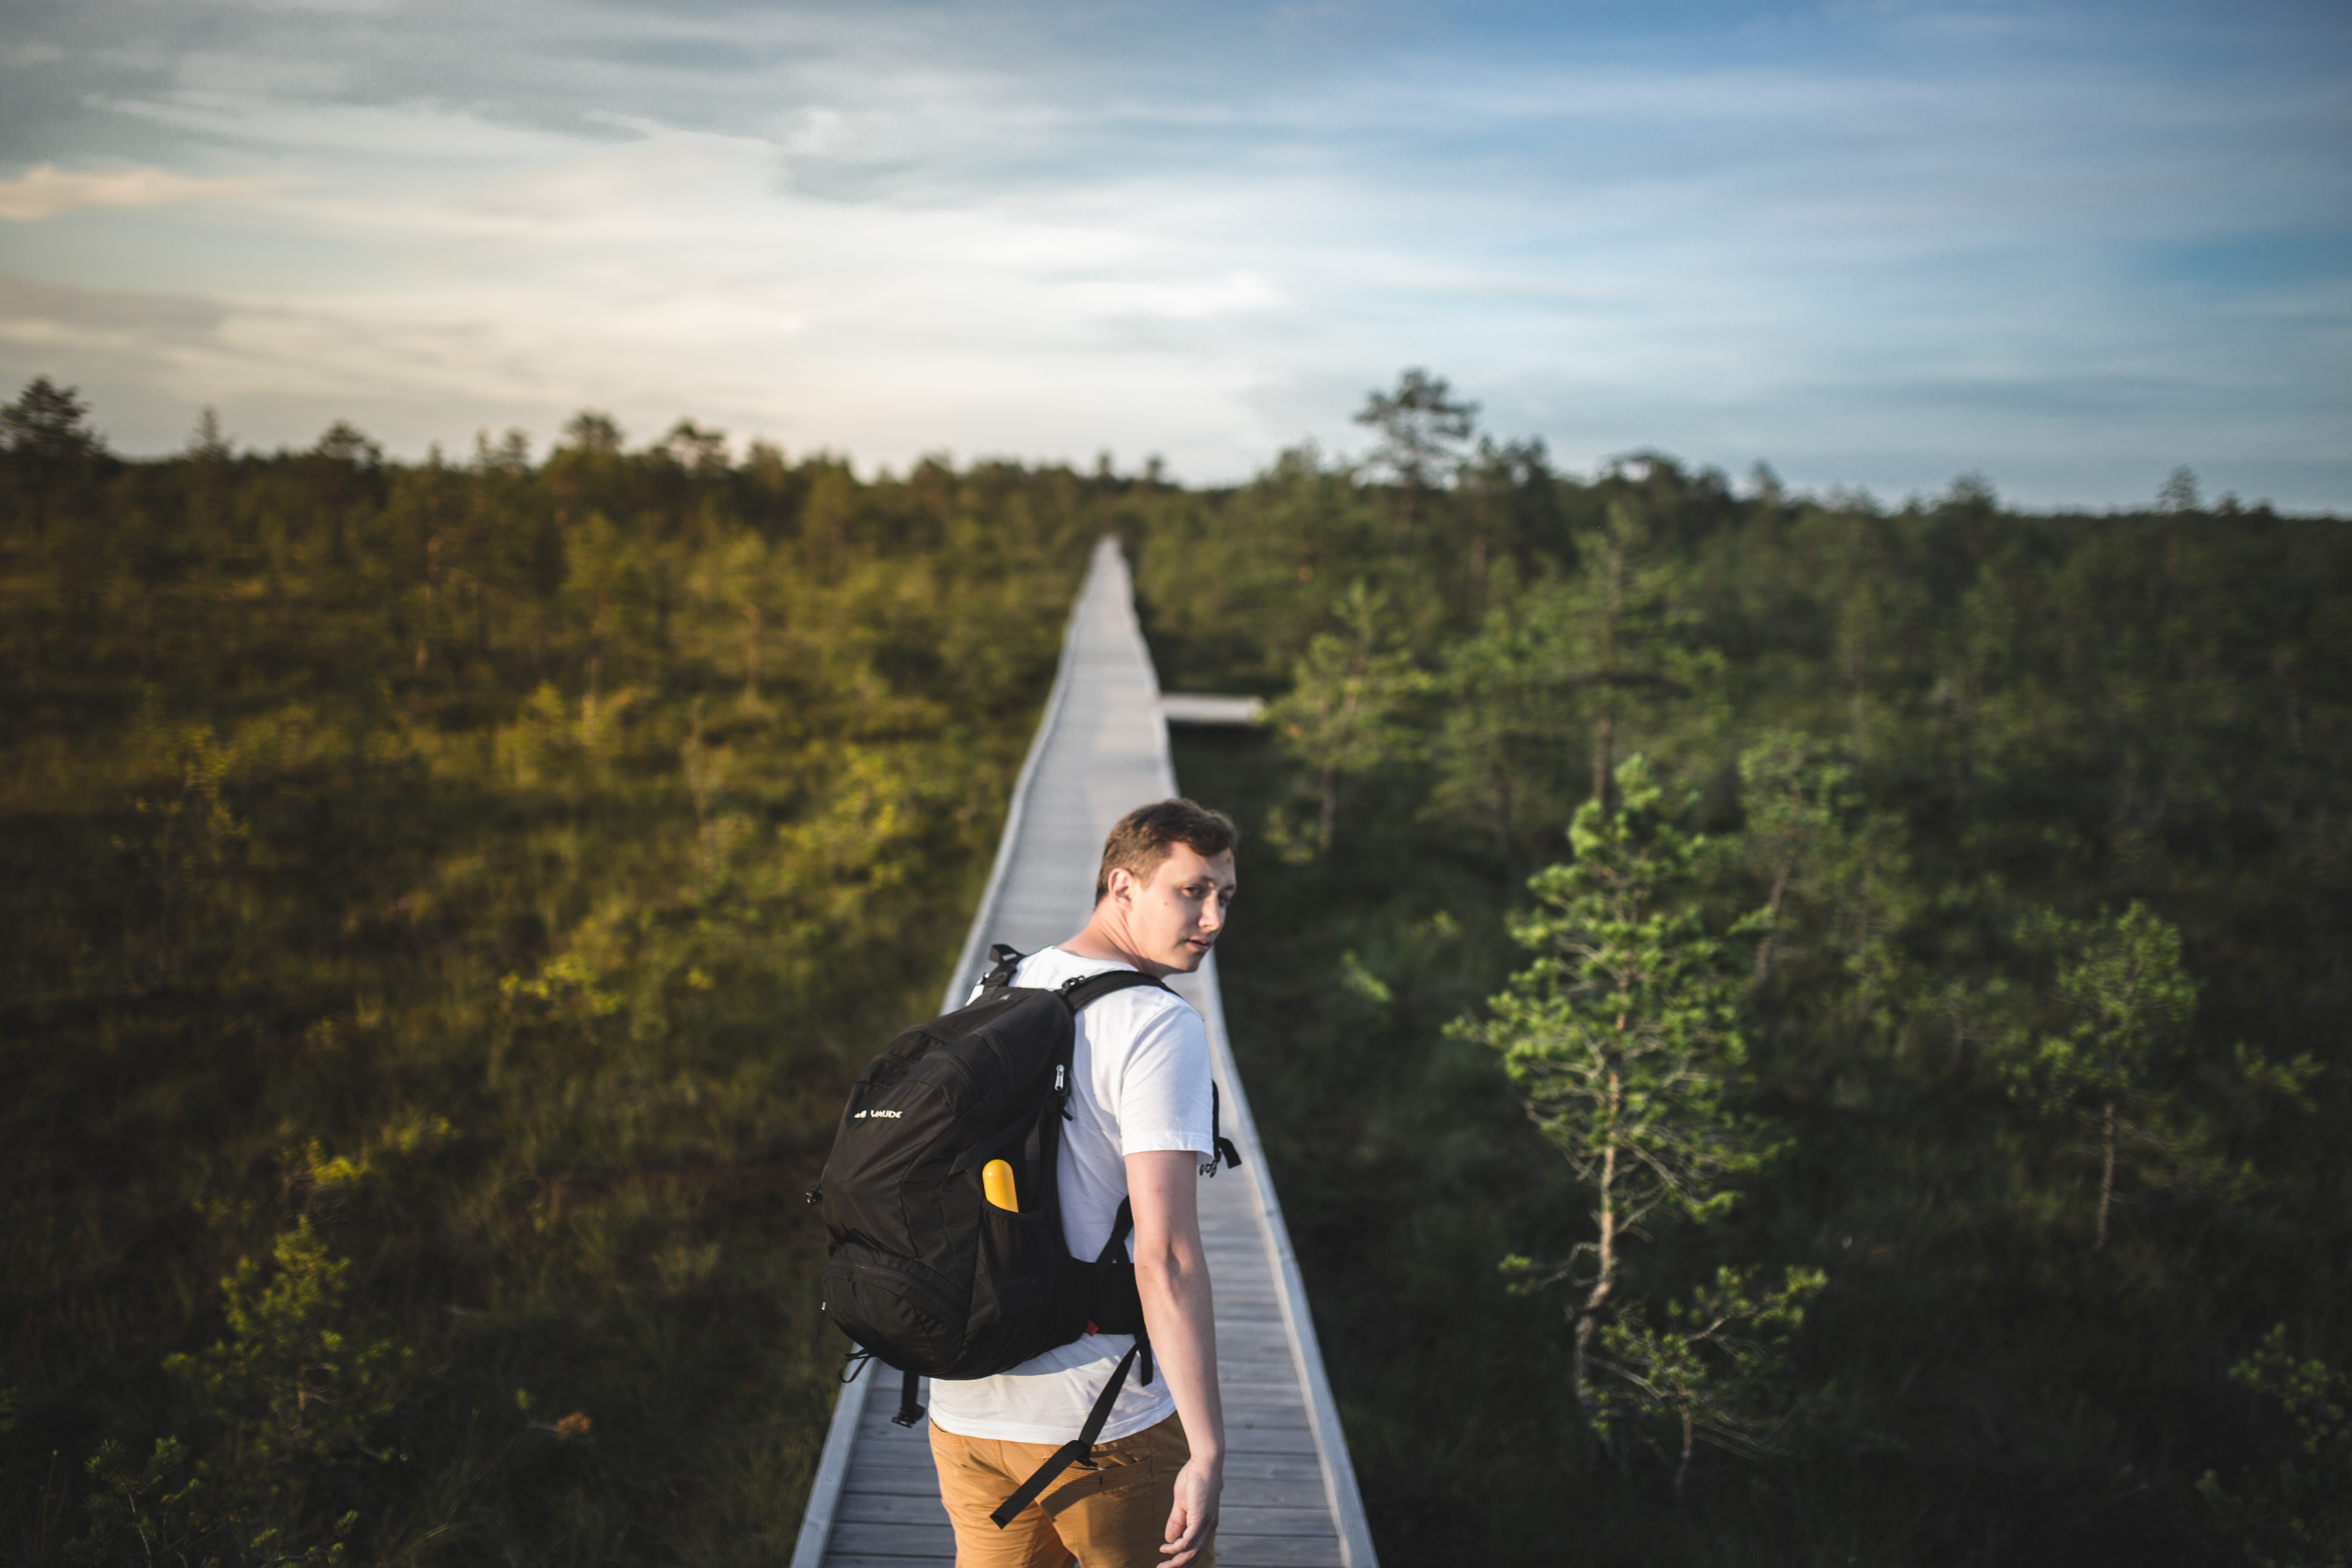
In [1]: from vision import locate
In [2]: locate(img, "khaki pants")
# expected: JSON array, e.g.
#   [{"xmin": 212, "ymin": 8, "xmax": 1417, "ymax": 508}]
[{"xmin": 929, "ymin": 1413, "xmax": 1213, "ymax": 1568}]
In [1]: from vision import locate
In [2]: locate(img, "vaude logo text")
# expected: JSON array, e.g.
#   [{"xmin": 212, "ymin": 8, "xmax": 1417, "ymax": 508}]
[{"xmin": 853, "ymin": 1109, "xmax": 903, "ymax": 1120}]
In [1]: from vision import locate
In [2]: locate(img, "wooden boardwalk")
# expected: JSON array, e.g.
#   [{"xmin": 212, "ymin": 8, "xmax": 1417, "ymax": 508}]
[{"xmin": 791, "ymin": 539, "xmax": 1376, "ymax": 1568}]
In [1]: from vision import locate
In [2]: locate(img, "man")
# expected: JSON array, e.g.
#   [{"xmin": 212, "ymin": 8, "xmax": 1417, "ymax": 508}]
[{"xmin": 927, "ymin": 798, "xmax": 1237, "ymax": 1568}]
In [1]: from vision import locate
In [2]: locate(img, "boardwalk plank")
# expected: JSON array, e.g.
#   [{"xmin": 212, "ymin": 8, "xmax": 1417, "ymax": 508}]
[
  {"xmin": 1222, "ymin": 1506, "xmax": 1346, "ymax": 1536},
  {"xmin": 1221, "ymin": 1385, "xmax": 1311, "ymax": 1407},
  {"xmin": 1206, "ymin": 1479, "xmax": 1335, "ymax": 1509},
  {"xmin": 1217, "ymin": 1537, "xmax": 1347, "ymax": 1568},
  {"xmin": 1228, "ymin": 1425, "xmax": 1322, "ymax": 1455},
  {"xmin": 840, "ymin": 1472, "xmax": 950, "ymax": 1497},
  {"xmin": 1216, "ymin": 1454, "xmax": 1330, "ymax": 1482},
  {"xmin": 835, "ymin": 1494, "xmax": 951, "ymax": 1525},
  {"xmin": 827, "ymin": 1522, "xmax": 958, "ymax": 1556}
]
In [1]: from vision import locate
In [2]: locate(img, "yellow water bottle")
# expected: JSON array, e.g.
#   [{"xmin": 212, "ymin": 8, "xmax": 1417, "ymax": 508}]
[{"xmin": 982, "ymin": 1159, "xmax": 1019, "ymax": 1211}]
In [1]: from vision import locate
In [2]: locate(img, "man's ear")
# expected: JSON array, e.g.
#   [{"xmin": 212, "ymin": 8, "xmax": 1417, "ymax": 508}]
[{"xmin": 1105, "ymin": 865, "xmax": 1136, "ymax": 905}]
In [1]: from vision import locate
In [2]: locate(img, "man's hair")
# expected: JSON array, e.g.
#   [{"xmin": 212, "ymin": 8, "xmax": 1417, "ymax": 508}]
[{"xmin": 1094, "ymin": 798, "xmax": 1239, "ymax": 901}]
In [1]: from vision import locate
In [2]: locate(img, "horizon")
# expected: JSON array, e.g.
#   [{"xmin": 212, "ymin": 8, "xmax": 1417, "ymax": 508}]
[{"xmin": 19, "ymin": 374, "xmax": 2336, "ymax": 520}]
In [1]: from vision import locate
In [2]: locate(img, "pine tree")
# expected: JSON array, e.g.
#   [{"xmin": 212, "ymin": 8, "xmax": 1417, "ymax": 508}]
[
  {"xmin": 1428, "ymin": 594, "xmax": 1572, "ymax": 864},
  {"xmin": 2006, "ymin": 902, "xmax": 2197, "ymax": 1250},
  {"xmin": 1734, "ymin": 732, "xmax": 1912, "ymax": 1008},
  {"xmin": 1263, "ymin": 581, "xmax": 1429, "ymax": 854},
  {"xmin": 1528, "ymin": 499, "xmax": 1710, "ymax": 810},
  {"xmin": 1462, "ymin": 756, "xmax": 1781, "ymax": 1433},
  {"xmin": 2, "ymin": 374, "xmax": 102, "ymax": 540},
  {"xmin": 1735, "ymin": 732, "xmax": 1856, "ymax": 984},
  {"xmin": 1352, "ymin": 367, "xmax": 1477, "ymax": 551}
]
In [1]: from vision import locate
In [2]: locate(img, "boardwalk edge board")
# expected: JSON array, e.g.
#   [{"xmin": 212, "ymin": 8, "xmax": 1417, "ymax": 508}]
[
  {"xmin": 787, "ymin": 1349, "xmax": 876, "ymax": 1568},
  {"xmin": 791, "ymin": 538, "xmax": 1378, "ymax": 1567},
  {"xmin": 940, "ymin": 552, "xmax": 1089, "ymax": 1007},
  {"xmin": 1188, "ymin": 958, "xmax": 1380, "ymax": 1568}
]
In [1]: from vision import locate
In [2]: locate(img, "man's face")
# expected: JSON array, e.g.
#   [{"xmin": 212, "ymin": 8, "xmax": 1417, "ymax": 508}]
[{"xmin": 1113, "ymin": 843, "xmax": 1237, "ymax": 975}]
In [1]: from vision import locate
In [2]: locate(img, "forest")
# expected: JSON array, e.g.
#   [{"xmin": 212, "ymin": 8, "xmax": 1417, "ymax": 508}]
[{"xmin": 2, "ymin": 370, "xmax": 2347, "ymax": 1567}]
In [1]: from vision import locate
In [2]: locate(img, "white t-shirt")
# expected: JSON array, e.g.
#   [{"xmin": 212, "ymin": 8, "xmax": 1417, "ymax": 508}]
[{"xmin": 926, "ymin": 945, "xmax": 1214, "ymax": 1443}]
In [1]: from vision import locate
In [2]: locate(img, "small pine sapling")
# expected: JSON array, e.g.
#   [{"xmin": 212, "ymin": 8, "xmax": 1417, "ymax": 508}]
[
  {"xmin": 2006, "ymin": 902, "xmax": 2198, "ymax": 1250},
  {"xmin": 67, "ymin": 1437, "xmax": 208, "ymax": 1567},
  {"xmin": 1461, "ymin": 756, "xmax": 1782, "ymax": 1434},
  {"xmin": 162, "ymin": 1218, "xmax": 412, "ymax": 1556},
  {"xmin": 1592, "ymin": 1265, "xmax": 1828, "ymax": 1501},
  {"xmin": 112, "ymin": 713, "xmax": 249, "ymax": 987},
  {"xmin": 1264, "ymin": 581, "xmax": 1429, "ymax": 854},
  {"xmin": 2196, "ymin": 1325, "xmax": 2352, "ymax": 1566}
]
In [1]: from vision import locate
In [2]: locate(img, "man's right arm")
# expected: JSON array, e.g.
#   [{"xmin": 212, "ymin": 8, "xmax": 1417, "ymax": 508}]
[{"xmin": 1127, "ymin": 1147, "xmax": 1222, "ymax": 1566}]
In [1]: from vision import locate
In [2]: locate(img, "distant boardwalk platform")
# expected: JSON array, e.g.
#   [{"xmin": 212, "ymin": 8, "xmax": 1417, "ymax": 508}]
[{"xmin": 791, "ymin": 538, "xmax": 1376, "ymax": 1568}]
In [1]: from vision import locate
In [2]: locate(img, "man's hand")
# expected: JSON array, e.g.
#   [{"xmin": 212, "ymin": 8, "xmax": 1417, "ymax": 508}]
[
  {"xmin": 1128, "ymin": 1148, "xmax": 1224, "ymax": 1566},
  {"xmin": 1161, "ymin": 1452, "xmax": 1222, "ymax": 1564}
]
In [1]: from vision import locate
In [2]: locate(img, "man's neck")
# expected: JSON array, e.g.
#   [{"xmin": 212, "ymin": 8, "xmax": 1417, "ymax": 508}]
[{"xmin": 1059, "ymin": 915, "xmax": 1163, "ymax": 977}]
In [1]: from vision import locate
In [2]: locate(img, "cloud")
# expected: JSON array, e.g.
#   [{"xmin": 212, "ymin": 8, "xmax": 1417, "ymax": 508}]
[
  {"xmin": 0, "ymin": 272, "xmax": 226, "ymax": 346},
  {"xmin": 0, "ymin": 0, "xmax": 2344, "ymax": 505},
  {"xmin": 0, "ymin": 162, "xmax": 276, "ymax": 221},
  {"xmin": 90, "ymin": 92, "xmax": 573, "ymax": 164}
]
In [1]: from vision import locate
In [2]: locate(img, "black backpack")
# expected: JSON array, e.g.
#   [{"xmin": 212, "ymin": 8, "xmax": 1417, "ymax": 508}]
[{"xmin": 812, "ymin": 945, "xmax": 1241, "ymax": 1526}]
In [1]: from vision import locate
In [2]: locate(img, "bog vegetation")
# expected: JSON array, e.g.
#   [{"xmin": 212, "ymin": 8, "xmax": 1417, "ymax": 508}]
[
  {"xmin": 3, "ymin": 371, "xmax": 2348, "ymax": 1565},
  {"xmin": 0, "ymin": 383, "xmax": 1091, "ymax": 1564}
]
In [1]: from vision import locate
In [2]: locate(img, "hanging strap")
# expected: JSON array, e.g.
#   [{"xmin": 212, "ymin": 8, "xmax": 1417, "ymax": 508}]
[
  {"xmin": 988, "ymin": 1335, "xmax": 1146, "ymax": 1528},
  {"xmin": 845, "ymin": 1351, "xmax": 925, "ymax": 1429},
  {"xmin": 891, "ymin": 1365, "xmax": 926, "ymax": 1428},
  {"xmin": 991, "ymin": 1196, "xmax": 1155, "ymax": 1527},
  {"xmin": 1200, "ymin": 1082, "xmax": 1244, "ymax": 1177}
]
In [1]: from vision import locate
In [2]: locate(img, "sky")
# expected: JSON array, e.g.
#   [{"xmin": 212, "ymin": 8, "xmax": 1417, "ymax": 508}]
[{"xmin": 0, "ymin": 0, "xmax": 2346, "ymax": 509}]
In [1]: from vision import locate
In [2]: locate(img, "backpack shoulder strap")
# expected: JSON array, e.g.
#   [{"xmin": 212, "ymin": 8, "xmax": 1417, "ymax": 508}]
[
  {"xmin": 1055, "ymin": 971, "xmax": 1243, "ymax": 1174},
  {"xmin": 1057, "ymin": 969, "xmax": 1173, "ymax": 1011},
  {"xmin": 981, "ymin": 944, "xmax": 1026, "ymax": 991}
]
